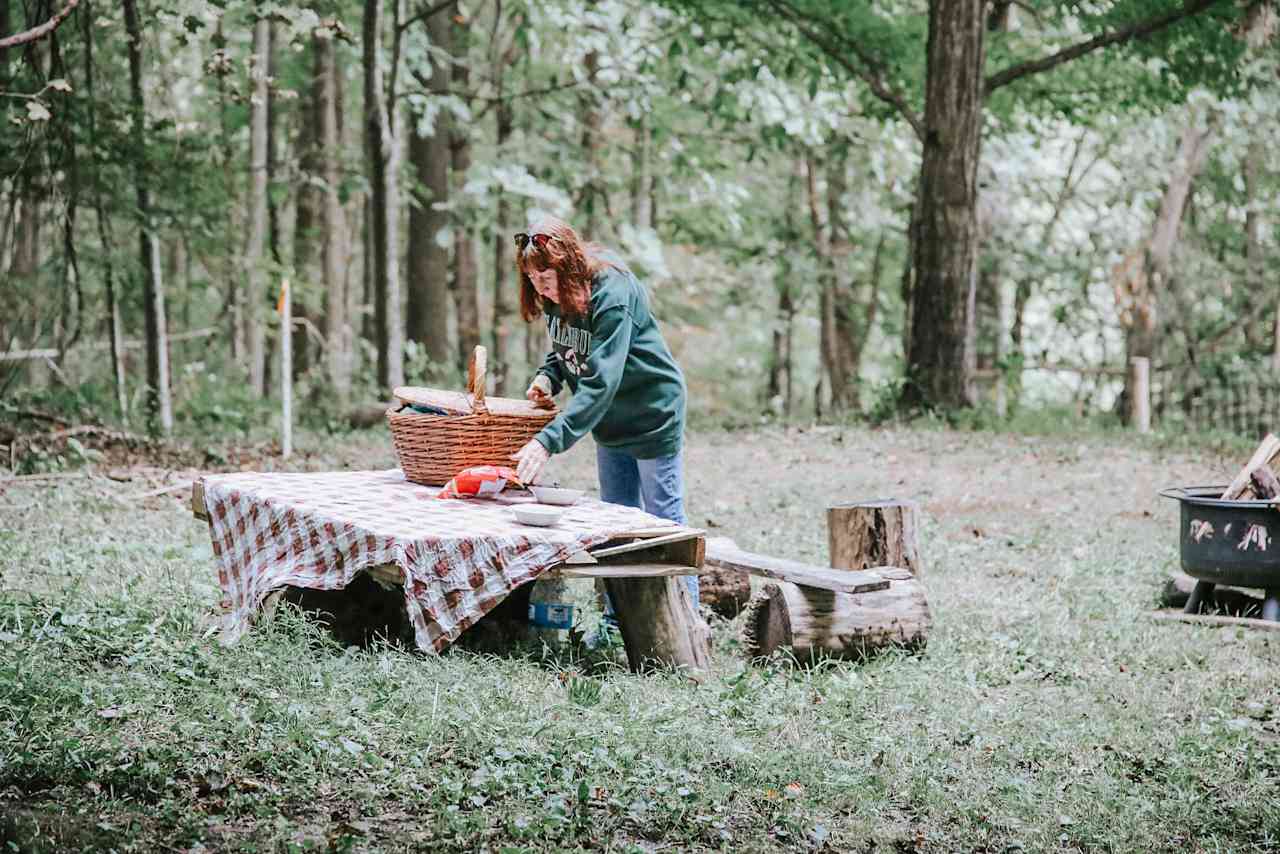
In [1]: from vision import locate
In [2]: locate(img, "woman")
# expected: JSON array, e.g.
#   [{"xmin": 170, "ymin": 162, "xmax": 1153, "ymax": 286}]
[{"xmin": 511, "ymin": 215, "xmax": 696, "ymax": 606}]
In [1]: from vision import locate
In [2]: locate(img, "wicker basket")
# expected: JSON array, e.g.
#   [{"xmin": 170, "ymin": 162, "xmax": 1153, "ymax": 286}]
[{"xmin": 387, "ymin": 346, "xmax": 557, "ymax": 486}]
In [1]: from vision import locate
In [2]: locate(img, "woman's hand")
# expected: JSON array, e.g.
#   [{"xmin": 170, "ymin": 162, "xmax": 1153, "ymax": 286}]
[
  {"xmin": 512, "ymin": 438, "xmax": 551, "ymax": 485},
  {"xmin": 526, "ymin": 374, "xmax": 554, "ymax": 409}
]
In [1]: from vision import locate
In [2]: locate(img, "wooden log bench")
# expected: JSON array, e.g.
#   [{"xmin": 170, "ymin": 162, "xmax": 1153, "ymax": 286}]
[{"xmin": 732, "ymin": 498, "xmax": 932, "ymax": 664}]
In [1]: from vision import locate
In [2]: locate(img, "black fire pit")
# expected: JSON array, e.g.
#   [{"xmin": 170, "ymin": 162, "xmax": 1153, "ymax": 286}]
[{"xmin": 1160, "ymin": 486, "xmax": 1280, "ymax": 621}]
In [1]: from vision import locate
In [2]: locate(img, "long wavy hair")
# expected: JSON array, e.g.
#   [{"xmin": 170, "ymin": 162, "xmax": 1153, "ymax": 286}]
[{"xmin": 515, "ymin": 215, "xmax": 619, "ymax": 323}]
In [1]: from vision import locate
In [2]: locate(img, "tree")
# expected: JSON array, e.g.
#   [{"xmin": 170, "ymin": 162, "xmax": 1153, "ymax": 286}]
[
  {"xmin": 317, "ymin": 28, "xmax": 351, "ymax": 402},
  {"xmin": 243, "ymin": 14, "xmax": 271, "ymax": 396},
  {"xmin": 122, "ymin": 0, "xmax": 172, "ymax": 434},
  {"xmin": 363, "ymin": 0, "xmax": 406, "ymax": 390},
  {"xmin": 406, "ymin": 4, "xmax": 453, "ymax": 371},
  {"xmin": 675, "ymin": 0, "xmax": 1243, "ymax": 411}
]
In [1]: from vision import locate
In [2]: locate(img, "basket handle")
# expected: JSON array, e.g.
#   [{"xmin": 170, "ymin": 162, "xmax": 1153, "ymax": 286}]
[{"xmin": 467, "ymin": 345, "xmax": 488, "ymax": 415}]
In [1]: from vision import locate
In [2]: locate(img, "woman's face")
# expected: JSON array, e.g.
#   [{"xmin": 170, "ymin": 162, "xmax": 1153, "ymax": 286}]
[{"xmin": 528, "ymin": 265, "xmax": 560, "ymax": 303}]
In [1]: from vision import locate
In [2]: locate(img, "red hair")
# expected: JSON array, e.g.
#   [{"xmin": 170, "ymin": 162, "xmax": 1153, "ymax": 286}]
[{"xmin": 515, "ymin": 215, "xmax": 616, "ymax": 323}]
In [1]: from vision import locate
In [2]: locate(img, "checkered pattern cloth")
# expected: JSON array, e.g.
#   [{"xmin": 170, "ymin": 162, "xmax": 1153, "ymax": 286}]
[{"xmin": 198, "ymin": 469, "xmax": 674, "ymax": 652}]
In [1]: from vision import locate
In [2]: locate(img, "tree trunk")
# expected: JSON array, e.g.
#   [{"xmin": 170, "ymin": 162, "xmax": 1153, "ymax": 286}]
[
  {"xmin": 210, "ymin": 20, "xmax": 245, "ymax": 366},
  {"xmin": 807, "ymin": 154, "xmax": 835, "ymax": 416},
  {"xmin": 315, "ymin": 34, "xmax": 350, "ymax": 402},
  {"xmin": 901, "ymin": 0, "xmax": 985, "ymax": 412},
  {"xmin": 122, "ymin": 0, "xmax": 172, "ymax": 434},
  {"xmin": 492, "ymin": 102, "xmax": 517, "ymax": 396},
  {"xmin": 451, "ymin": 11, "xmax": 480, "ymax": 381},
  {"xmin": 825, "ymin": 150, "xmax": 872, "ymax": 413},
  {"xmin": 82, "ymin": 0, "xmax": 127, "ymax": 417},
  {"xmin": 293, "ymin": 39, "xmax": 321, "ymax": 380},
  {"xmin": 243, "ymin": 16, "xmax": 271, "ymax": 397},
  {"xmin": 631, "ymin": 115, "xmax": 650, "ymax": 229},
  {"xmin": 363, "ymin": 0, "xmax": 405, "ymax": 390},
  {"xmin": 578, "ymin": 50, "xmax": 603, "ymax": 239},
  {"xmin": 260, "ymin": 21, "xmax": 284, "ymax": 391},
  {"xmin": 406, "ymin": 5, "xmax": 453, "ymax": 370},
  {"xmin": 1119, "ymin": 120, "xmax": 1213, "ymax": 413}
]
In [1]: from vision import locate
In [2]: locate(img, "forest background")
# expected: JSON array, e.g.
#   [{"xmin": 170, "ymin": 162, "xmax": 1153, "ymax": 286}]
[{"xmin": 1, "ymin": 0, "xmax": 1278, "ymax": 441}]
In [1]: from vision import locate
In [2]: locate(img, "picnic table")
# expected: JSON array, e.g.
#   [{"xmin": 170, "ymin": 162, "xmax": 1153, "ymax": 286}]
[{"xmin": 190, "ymin": 468, "xmax": 713, "ymax": 672}]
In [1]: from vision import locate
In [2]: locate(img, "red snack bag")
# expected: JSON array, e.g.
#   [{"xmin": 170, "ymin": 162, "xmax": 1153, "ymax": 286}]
[{"xmin": 436, "ymin": 465, "xmax": 523, "ymax": 499}]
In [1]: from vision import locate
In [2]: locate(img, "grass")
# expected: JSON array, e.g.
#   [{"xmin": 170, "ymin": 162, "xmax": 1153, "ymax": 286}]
[{"xmin": 3, "ymin": 424, "xmax": 1280, "ymax": 852}]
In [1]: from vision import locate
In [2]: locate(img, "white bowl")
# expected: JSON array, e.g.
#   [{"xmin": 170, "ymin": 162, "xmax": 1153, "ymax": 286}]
[
  {"xmin": 528, "ymin": 485, "xmax": 585, "ymax": 506},
  {"xmin": 512, "ymin": 504, "xmax": 565, "ymax": 527}
]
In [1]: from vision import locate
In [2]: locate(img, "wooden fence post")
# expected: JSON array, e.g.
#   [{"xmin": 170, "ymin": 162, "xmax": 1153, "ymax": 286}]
[
  {"xmin": 280, "ymin": 279, "xmax": 293, "ymax": 459},
  {"xmin": 1129, "ymin": 356, "xmax": 1150, "ymax": 433}
]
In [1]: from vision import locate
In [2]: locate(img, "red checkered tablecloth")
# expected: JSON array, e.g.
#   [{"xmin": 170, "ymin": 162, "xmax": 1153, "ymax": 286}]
[{"xmin": 197, "ymin": 468, "xmax": 674, "ymax": 652}]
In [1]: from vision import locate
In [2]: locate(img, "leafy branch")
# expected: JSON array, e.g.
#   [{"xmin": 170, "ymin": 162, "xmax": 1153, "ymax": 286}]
[
  {"xmin": 984, "ymin": 0, "xmax": 1229, "ymax": 94},
  {"xmin": 762, "ymin": 0, "xmax": 925, "ymax": 140}
]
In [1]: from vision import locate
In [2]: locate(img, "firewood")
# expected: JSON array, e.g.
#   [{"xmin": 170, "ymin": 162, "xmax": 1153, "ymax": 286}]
[
  {"xmin": 1250, "ymin": 465, "xmax": 1280, "ymax": 500},
  {"xmin": 1219, "ymin": 433, "xmax": 1280, "ymax": 502}
]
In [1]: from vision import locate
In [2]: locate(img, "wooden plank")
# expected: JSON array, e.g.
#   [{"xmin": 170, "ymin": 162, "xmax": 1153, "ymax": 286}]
[
  {"xmin": 192, "ymin": 479, "xmax": 208, "ymax": 521},
  {"xmin": 361, "ymin": 559, "xmax": 704, "ymax": 586},
  {"xmin": 609, "ymin": 525, "xmax": 690, "ymax": 538},
  {"xmin": 704, "ymin": 542, "xmax": 889, "ymax": 595},
  {"xmin": 554, "ymin": 563, "xmax": 705, "ymax": 580},
  {"xmin": 1149, "ymin": 610, "xmax": 1280, "ymax": 633},
  {"xmin": 589, "ymin": 529, "xmax": 704, "ymax": 559}
]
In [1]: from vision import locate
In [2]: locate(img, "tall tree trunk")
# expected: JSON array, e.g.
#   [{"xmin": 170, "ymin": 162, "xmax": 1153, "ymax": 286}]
[
  {"xmin": 363, "ymin": 0, "xmax": 405, "ymax": 390},
  {"xmin": 406, "ymin": 6, "xmax": 452, "ymax": 370},
  {"xmin": 579, "ymin": 50, "xmax": 603, "ymax": 239},
  {"xmin": 1118, "ymin": 120, "xmax": 1213, "ymax": 412},
  {"xmin": 244, "ymin": 16, "xmax": 271, "ymax": 397},
  {"xmin": 631, "ymin": 115, "xmax": 650, "ymax": 229},
  {"xmin": 122, "ymin": 0, "xmax": 172, "ymax": 434},
  {"xmin": 901, "ymin": 0, "xmax": 985, "ymax": 412},
  {"xmin": 813, "ymin": 149, "xmax": 866, "ymax": 413},
  {"xmin": 264, "ymin": 20, "xmax": 283, "ymax": 389},
  {"xmin": 212, "ymin": 20, "xmax": 244, "ymax": 365},
  {"xmin": 492, "ymin": 105, "xmax": 513, "ymax": 395},
  {"xmin": 316, "ymin": 34, "xmax": 350, "ymax": 401},
  {"xmin": 82, "ymin": 0, "xmax": 127, "ymax": 416},
  {"xmin": 451, "ymin": 10, "xmax": 480, "ymax": 381},
  {"xmin": 293, "ymin": 37, "xmax": 322, "ymax": 380}
]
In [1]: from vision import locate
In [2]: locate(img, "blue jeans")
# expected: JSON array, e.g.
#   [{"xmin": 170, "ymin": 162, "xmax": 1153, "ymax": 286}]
[{"xmin": 596, "ymin": 444, "xmax": 698, "ymax": 610}]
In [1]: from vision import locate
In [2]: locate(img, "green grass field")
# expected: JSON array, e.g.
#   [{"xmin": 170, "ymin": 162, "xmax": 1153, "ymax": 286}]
[{"xmin": 3, "ymin": 425, "xmax": 1279, "ymax": 852}]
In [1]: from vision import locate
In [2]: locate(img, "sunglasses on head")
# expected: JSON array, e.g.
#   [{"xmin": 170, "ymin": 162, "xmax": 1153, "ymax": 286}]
[{"xmin": 514, "ymin": 232, "xmax": 553, "ymax": 251}]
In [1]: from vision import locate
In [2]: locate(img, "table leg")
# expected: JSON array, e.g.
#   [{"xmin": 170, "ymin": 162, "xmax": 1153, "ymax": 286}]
[{"xmin": 603, "ymin": 576, "xmax": 710, "ymax": 678}]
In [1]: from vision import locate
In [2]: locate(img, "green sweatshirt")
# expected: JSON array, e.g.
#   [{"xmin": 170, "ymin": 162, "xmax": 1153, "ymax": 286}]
[{"xmin": 534, "ymin": 263, "xmax": 686, "ymax": 459}]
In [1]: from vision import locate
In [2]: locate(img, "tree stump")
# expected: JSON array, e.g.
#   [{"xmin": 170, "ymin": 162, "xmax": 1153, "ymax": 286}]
[
  {"xmin": 828, "ymin": 499, "xmax": 923, "ymax": 578},
  {"xmin": 604, "ymin": 576, "xmax": 711, "ymax": 678},
  {"xmin": 742, "ymin": 498, "xmax": 931, "ymax": 663}
]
